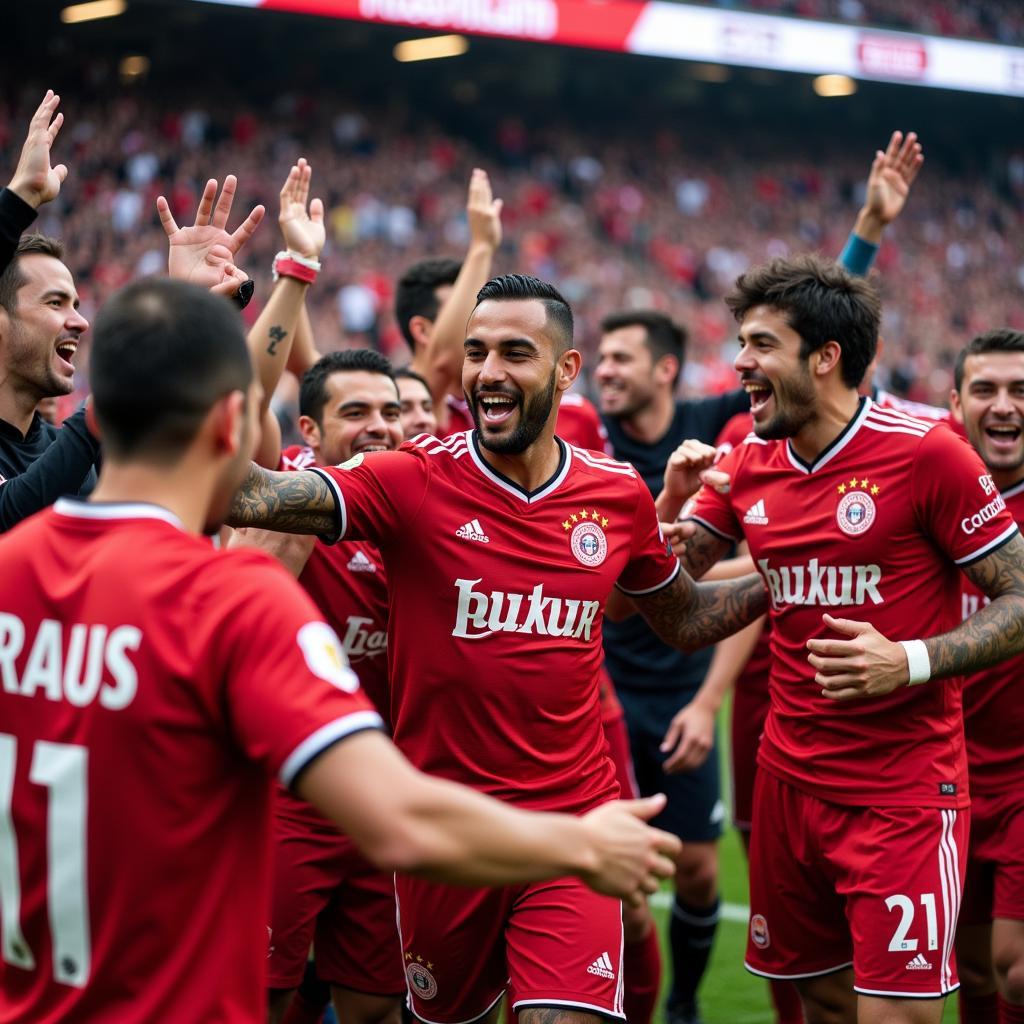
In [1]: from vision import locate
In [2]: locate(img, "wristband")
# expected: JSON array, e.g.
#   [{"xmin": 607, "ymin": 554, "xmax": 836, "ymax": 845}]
[
  {"xmin": 272, "ymin": 250, "xmax": 321, "ymax": 284},
  {"xmin": 898, "ymin": 639, "xmax": 931, "ymax": 686},
  {"xmin": 838, "ymin": 232, "xmax": 878, "ymax": 278},
  {"xmin": 231, "ymin": 278, "xmax": 255, "ymax": 310}
]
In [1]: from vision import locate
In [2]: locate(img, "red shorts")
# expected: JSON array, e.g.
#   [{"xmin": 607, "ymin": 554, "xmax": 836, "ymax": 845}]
[
  {"xmin": 395, "ymin": 874, "xmax": 625, "ymax": 1023},
  {"xmin": 267, "ymin": 818, "xmax": 405, "ymax": 993},
  {"xmin": 603, "ymin": 707, "xmax": 639, "ymax": 801},
  {"xmin": 729, "ymin": 668, "xmax": 770, "ymax": 831},
  {"xmin": 746, "ymin": 770, "xmax": 967, "ymax": 998},
  {"xmin": 960, "ymin": 787, "xmax": 1024, "ymax": 925}
]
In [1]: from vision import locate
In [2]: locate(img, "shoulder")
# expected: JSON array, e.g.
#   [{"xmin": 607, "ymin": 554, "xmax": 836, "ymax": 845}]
[
  {"xmin": 402, "ymin": 430, "xmax": 473, "ymax": 461},
  {"xmin": 567, "ymin": 443, "xmax": 638, "ymax": 480},
  {"xmin": 875, "ymin": 389, "xmax": 951, "ymax": 422}
]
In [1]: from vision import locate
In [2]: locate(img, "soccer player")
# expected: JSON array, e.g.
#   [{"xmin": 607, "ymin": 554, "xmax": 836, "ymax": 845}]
[
  {"xmin": 395, "ymin": 367, "xmax": 438, "ymax": 437},
  {"xmin": 948, "ymin": 329, "xmax": 1024, "ymax": 1024},
  {"xmin": 680, "ymin": 254, "xmax": 1024, "ymax": 1024},
  {"xmin": 227, "ymin": 273, "xmax": 768, "ymax": 1024},
  {"xmin": 0, "ymin": 276, "xmax": 687, "ymax": 1024}
]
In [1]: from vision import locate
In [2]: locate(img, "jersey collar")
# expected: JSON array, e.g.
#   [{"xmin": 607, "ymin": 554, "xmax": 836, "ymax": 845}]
[
  {"xmin": 468, "ymin": 431, "xmax": 572, "ymax": 503},
  {"xmin": 785, "ymin": 396, "xmax": 871, "ymax": 475},
  {"xmin": 54, "ymin": 497, "xmax": 185, "ymax": 531}
]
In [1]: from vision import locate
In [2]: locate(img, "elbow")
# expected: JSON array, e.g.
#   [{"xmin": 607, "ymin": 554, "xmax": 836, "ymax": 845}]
[{"xmin": 360, "ymin": 821, "xmax": 450, "ymax": 876}]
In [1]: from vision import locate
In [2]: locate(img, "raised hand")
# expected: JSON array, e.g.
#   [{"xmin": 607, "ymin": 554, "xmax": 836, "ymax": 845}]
[
  {"xmin": 863, "ymin": 130, "xmax": 924, "ymax": 228},
  {"xmin": 467, "ymin": 168, "xmax": 502, "ymax": 252},
  {"xmin": 8, "ymin": 90, "xmax": 68, "ymax": 209},
  {"xmin": 157, "ymin": 176, "xmax": 265, "ymax": 294},
  {"xmin": 278, "ymin": 158, "xmax": 325, "ymax": 260}
]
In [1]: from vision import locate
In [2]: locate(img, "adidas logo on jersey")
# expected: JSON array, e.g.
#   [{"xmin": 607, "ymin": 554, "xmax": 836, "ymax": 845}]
[
  {"xmin": 347, "ymin": 550, "xmax": 377, "ymax": 573},
  {"xmin": 586, "ymin": 952, "xmax": 616, "ymax": 980},
  {"xmin": 905, "ymin": 954, "xmax": 932, "ymax": 971},
  {"xmin": 455, "ymin": 519, "xmax": 490, "ymax": 544},
  {"xmin": 743, "ymin": 499, "xmax": 769, "ymax": 525}
]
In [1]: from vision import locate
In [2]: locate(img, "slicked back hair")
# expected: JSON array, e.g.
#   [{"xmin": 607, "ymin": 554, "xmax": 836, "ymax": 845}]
[
  {"xmin": 91, "ymin": 278, "xmax": 252, "ymax": 461},
  {"xmin": 726, "ymin": 254, "xmax": 881, "ymax": 389},
  {"xmin": 0, "ymin": 234, "xmax": 66, "ymax": 314},
  {"xmin": 954, "ymin": 328, "xmax": 1024, "ymax": 391},
  {"xmin": 395, "ymin": 258, "xmax": 462, "ymax": 350},
  {"xmin": 600, "ymin": 309, "xmax": 687, "ymax": 385},
  {"xmin": 474, "ymin": 274, "xmax": 575, "ymax": 354},
  {"xmin": 300, "ymin": 349, "xmax": 396, "ymax": 426}
]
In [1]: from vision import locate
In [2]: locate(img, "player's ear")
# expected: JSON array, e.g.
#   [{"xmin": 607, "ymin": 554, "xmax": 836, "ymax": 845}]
[
  {"xmin": 556, "ymin": 348, "xmax": 582, "ymax": 392},
  {"xmin": 654, "ymin": 353, "xmax": 679, "ymax": 388},
  {"xmin": 407, "ymin": 315, "xmax": 433, "ymax": 350},
  {"xmin": 212, "ymin": 390, "xmax": 247, "ymax": 456},
  {"xmin": 812, "ymin": 340, "xmax": 842, "ymax": 378},
  {"xmin": 298, "ymin": 414, "xmax": 323, "ymax": 449},
  {"xmin": 949, "ymin": 387, "xmax": 965, "ymax": 424}
]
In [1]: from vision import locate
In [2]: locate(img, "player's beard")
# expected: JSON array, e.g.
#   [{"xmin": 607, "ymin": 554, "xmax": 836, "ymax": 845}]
[
  {"xmin": 751, "ymin": 363, "xmax": 816, "ymax": 441},
  {"xmin": 471, "ymin": 372, "xmax": 557, "ymax": 456}
]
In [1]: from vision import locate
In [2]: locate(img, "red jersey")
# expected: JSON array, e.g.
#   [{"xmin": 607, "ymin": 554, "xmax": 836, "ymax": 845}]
[
  {"xmin": 0, "ymin": 500, "xmax": 381, "ymax": 1024},
  {"xmin": 874, "ymin": 387, "xmax": 965, "ymax": 437},
  {"xmin": 444, "ymin": 393, "xmax": 609, "ymax": 453},
  {"xmin": 960, "ymin": 478, "xmax": 1024, "ymax": 793},
  {"xmin": 689, "ymin": 398, "xmax": 1017, "ymax": 809},
  {"xmin": 316, "ymin": 430, "xmax": 679, "ymax": 812}
]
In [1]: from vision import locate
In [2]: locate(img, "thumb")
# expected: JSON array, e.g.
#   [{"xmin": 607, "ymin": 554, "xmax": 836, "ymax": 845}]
[
  {"xmin": 492, "ymin": 198, "xmax": 504, "ymax": 217},
  {"xmin": 53, "ymin": 164, "xmax": 68, "ymax": 185},
  {"xmin": 620, "ymin": 793, "xmax": 667, "ymax": 822},
  {"xmin": 822, "ymin": 613, "xmax": 871, "ymax": 636},
  {"xmin": 310, "ymin": 197, "xmax": 324, "ymax": 223},
  {"xmin": 660, "ymin": 721, "xmax": 681, "ymax": 753}
]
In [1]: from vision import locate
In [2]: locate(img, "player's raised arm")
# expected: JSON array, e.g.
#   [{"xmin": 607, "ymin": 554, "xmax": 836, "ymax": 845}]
[{"xmin": 228, "ymin": 463, "xmax": 338, "ymax": 535}]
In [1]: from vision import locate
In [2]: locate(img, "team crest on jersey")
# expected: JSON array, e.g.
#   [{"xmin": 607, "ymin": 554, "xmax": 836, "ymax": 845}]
[
  {"xmin": 296, "ymin": 621, "xmax": 358, "ymax": 693},
  {"xmin": 750, "ymin": 914, "xmax": 770, "ymax": 949},
  {"xmin": 337, "ymin": 453, "xmax": 364, "ymax": 470},
  {"xmin": 563, "ymin": 508, "xmax": 609, "ymax": 567},
  {"xmin": 835, "ymin": 477, "xmax": 880, "ymax": 536},
  {"xmin": 405, "ymin": 953, "xmax": 438, "ymax": 999}
]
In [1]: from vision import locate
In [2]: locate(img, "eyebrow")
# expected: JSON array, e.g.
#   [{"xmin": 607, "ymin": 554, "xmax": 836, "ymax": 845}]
[
  {"xmin": 464, "ymin": 337, "xmax": 539, "ymax": 351},
  {"xmin": 740, "ymin": 330, "xmax": 780, "ymax": 344},
  {"xmin": 40, "ymin": 289, "xmax": 80, "ymax": 310},
  {"xmin": 336, "ymin": 400, "xmax": 402, "ymax": 413}
]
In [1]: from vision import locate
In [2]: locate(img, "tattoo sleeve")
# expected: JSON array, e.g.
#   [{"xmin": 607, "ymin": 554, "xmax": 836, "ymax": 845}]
[
  {"xmin": 678, "ymin": 521, "xmax": 732, "ymax": 580},
  {"xmin": 925, "ymin": 532, "xmax": 1024, "ymax": 679},
  {"xmin": 634, "ymin": 568, "xmax": 768, "ymax": 653},
  {"xmin": 227, "ymin": 463, "xmax": 339, "ymax": 536}
]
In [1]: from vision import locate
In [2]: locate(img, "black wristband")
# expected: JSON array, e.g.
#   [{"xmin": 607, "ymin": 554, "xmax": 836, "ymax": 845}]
[{"xmin": 232, "ymin": 278, "xmax": 255, "ymax": 310}]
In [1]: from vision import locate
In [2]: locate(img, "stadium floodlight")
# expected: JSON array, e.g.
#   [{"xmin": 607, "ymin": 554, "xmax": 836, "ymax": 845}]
[
  {"xmin": 119, "ymin": 55, "xmax": 150, "ymax": 78},
  {"xmin": 393, "ymin": 34, "xmax": 470, "ymax": 63},
  {"xmin": 813, "ymin": 73, "xmax": 857, "ymax": 96},
  {"xmin": 60, "ymin": 0, "xmax": 127, "ymax": 23}
]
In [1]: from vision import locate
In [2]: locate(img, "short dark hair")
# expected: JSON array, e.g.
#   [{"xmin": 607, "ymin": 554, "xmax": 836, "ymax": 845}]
[
  {"xmin": 599, "ymin": 309, "xmax": 687, "ymax": 384},
  {"xmin": 474, "ymin": 274, "xmax": 574, "ymax": 353},
  {"xmin": 394, "ymin": 366, "xmax": 431, "ymax": 392},
  {"xmin": 954, "ymin": 328, "xmax": 1024, "ymax": 391},
  {"xmin": 299, "ymin": 349, "xmax": 396, "ymax": 425},
  {"xmin": 0, "ymin": 234, "xmax": 65, "ymax": 314},
  {"xmin": 91, "ymin": 278, "xmax": 252, "ymax": 461},
  {"xmin": 725, "ymin": 254, "xmax": 881, "ymax": 389},
  {"xmin": 394, "ymin": 258, "xmax": 462, "ymax": 350}
]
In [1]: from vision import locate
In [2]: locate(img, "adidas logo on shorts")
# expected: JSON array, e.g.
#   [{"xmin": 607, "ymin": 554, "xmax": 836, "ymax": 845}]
[
  {"xmin": 586, "ymin": 952, "xmax": 616, "ymax": 980},
  {"xmin": 905, "ymin": 954, "xmax": 932, "ymax": 971},
  {"xmin": 455, "ymin": 519, "xmax": 490, "ymax": 543}
]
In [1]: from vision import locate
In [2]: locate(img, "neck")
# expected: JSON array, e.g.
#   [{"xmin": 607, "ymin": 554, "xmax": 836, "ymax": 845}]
[
  {"xmin": 789, "ymin": 388, "xmax": 863, "ymax": 464},
  {"xmin": 0, "ymin": 382, "xmax": 42, "ymax": 436},
  {"xmin": 476, "ymin": 426, "xmax": 562, "ymax": 493},
  {"xmin": 616, "ymin": 391, "xmax": 675, "ymax": 445},
  {"xmin": 89, "ymin": 457, "xmax": 215, "ymax": 535},
  {"xmin": 991, "ymin": 467, "xmax": 1024, "ymax": 493}
]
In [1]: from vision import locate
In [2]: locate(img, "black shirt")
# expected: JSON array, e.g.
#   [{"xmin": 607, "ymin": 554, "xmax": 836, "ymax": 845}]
[
  {"xmin": 0, "ymin": 410, "xmax": 100, "ymax": 531},
  {"xmin": 0, "ymin": 187, "xmax": 37, "ymax": 277},
  {"xmin": 602, "ymin": 389, "xmax": 748, "ymax": 694}
]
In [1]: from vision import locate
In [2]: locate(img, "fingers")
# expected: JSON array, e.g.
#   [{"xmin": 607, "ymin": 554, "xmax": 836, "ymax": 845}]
[
  {"xmin": 212, "ymin": 174, "xmax": 237, "ymax": 229},
  {"xmin": 279, "ymin": 163, "xmax": 300, "ymax": 206},
  {"xmin": 805, "ymin": 637, "xmax": 858, "ymax": 656},
  {"xmin": 659, "ymin": 720, "xmax": 681, "ymax": 754},
  {"xmin": 821, "ymin": 613, "xmax": 871, "ymax": 636},
  {"xmin": 468, "ymin": 167, "xmax": 491, "ymax": 206},
  {"xmin": 309, "ymin": 197, "xmax": 324, "ymax": 223},
  {"xmin": 209, "ymin": 264, "xmax": 247, "ymax": 297},
  {"xmin": 699, "ymin": 468, "xmax": 731, "ymax": 493},
  {"xmin": 621, "ymin": 793, "xmax": 667, "ymax": 822},
  {"xmin": 53, "ymin": 163, "xmax": 68, "ymax": 186},
  {"xmin": 47, "ymin": 111, "xmax": 64, "ymax": 143},
  {"xmin": 195, "ymin": 178, "xmax": 218, "ymax": 226},
  {"xmin": 30, "ymin": 90, "xmax": 60, "ymax": 132},
  {"xmin": 296, "ymin": 158, "xmax": 310, "ymax": 209},
  {"xmin": 649, "ymin": 825, "xmax": 682, "ymax": 860},
  {"xmin": 156, "ymin": 195, "xmax": 179, "ymax": 237},
  {"xmin": 229, "ymin": 204, "xmax": 266, "ymax": 251}
]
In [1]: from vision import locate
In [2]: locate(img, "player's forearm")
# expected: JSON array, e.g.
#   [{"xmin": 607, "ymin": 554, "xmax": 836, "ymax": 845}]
[
  {"xmin": 247, "ymin": 277, "xmax": 307, "ymax": 417},
  {"xmin": 923, "ymin": 594, "xmax": 1024, "ymax": 681},
  {"xmin": 678, "ymin": 523, "xmax": 732, "ymax": 580},
  {"xmin": 227, "ymin": 463, "xmax": 337, "ymax": 535},
  {"xmin": 286, "ymin": 303, "xmax": 322, "ymax": 380}
]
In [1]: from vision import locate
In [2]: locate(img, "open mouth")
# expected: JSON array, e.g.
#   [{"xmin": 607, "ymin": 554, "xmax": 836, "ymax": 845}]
[
  {"xmin": 354, "ymin": 443, "xmax": 390, "ymax": 454},
  {"xmin": 54, "ymin": 339, "xmax": 78, "ymax": 371},
  {"xmin": 478, "ymin": 394, "xmax": 518, "ymax": 425},
  {"xmin": 984, "ymin": 423, "xmax": 1022, "ymax": 450},
  {"xmin": 743, "ymin": 379, "xmax": 773, "ymax": 415}
]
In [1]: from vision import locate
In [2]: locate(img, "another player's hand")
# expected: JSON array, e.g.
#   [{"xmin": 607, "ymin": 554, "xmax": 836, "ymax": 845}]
[
  {"xmin": 660, "ymin": 701, "xmax": 716, "ymax": 773},
  {"xmin": 158, "ymin": 175, "xmax": 265, "ymax": 294},
  {"xmin": 228, "ymin": 526, "xmax": 315, "ymax": 577},
  {"xmin": 278, "ymin": 158, "xmax": 325, "ymax": 261},
  {"xmin": 8, "ymin": 90, "xmax": 68, "ymax": 210},
  {"xmin": 662, "ymin": 440, "xmax": 720, "ymax": 506},
  {"xmin": 862, "ymin": 130, "xmax": 923, "ymax": 229},
  {"xmin": 661, "ymin": 520, "xmax": 692, "ymax": 558},
  {"xmin": 806, "ymin": 613, "xmax": 909, "ymax": 700},
  {"xmin": 579, "ymin": 794, "xmax": 680, "ymax": 907},
  {"xmin": 467, "ymin": 168, "xmax": 502, "ymax": 253}
]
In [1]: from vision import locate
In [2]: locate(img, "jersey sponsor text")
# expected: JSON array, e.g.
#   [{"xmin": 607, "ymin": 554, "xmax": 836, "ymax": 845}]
[
  {"xmin": 757, "ymin": 558, "xmax": 883, "ymax": 609},
  {"xmin": 452, "ymin": 578, "xmax": 600, "ymax": 640}
]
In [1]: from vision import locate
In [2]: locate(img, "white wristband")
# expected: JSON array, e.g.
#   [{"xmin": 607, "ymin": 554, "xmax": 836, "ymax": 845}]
[
  {"xmin": 899, "ymin": 639, "xmax": 931, "ymax": 686},
  {"xmin": 273, "ymin": 250, "xmax": 322, "ymax": 271}
]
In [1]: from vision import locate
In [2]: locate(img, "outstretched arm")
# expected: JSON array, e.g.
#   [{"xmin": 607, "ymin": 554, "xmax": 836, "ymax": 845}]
[{"xmin": 228, "ymin": 463, "xmax": 338, "ymax": 535}]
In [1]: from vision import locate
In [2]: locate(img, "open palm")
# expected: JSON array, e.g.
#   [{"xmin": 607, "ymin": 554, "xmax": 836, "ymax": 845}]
[
  {"xmin": 864, "ymin": 131, "xmax": 923, "ymax": 227},
  {"xmin": 278, "ymin": 158, "xmax": 325, "ymax": 259}
]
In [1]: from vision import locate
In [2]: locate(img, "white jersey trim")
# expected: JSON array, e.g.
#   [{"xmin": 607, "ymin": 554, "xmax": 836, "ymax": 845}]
[
  {"xmin": 854, "ymin": 984, "xmax": 960, "ymax": 999},
  {"xmin": 512, "ymin": 1000, "xmax": 625, "ymax": 1022},
  {"xmin": 411, "ymin": 987, "xmax": 507, "ymax": 1024},
  {"xmin": 571, "ymin": 446, "xmax": 636, "ymax": 477},
  {"xmin": 53, "ymin": 498, "xmax": 185, "ymax": 530},
  {"xmin": 1002, "ymin": 479, "xmax": 1024, "ymax": 500},
  {"xmin": 745, "ymin": 960, "xmax": 853, "ymax": 981},
  {"xmin": 310, "ymin": 468, "xmax": 347, "ymax": 543},
  {"xmin": 616, "ymin": 560, "xmax": 681, "ymax": 597},
  {"xmin": 279, "ymin": 710, "xmax": 384, "ymax": 788},
  {"xmin": 937, "ymin": 808, "xmax": 961, "ymax": 994},
  {"xmin": 954, "ymin": 522, "xmax": 1019, "ymax": 566},
  {"xmin": 468, "ymin": 434, "xmax": 573, "ymax": 504},
  {"xmin": 786, "ymin": 397, "xmax": 872, "ymax": 475}
]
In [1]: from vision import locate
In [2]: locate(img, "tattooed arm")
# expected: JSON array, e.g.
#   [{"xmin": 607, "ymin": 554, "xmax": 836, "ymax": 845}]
[
  {"xmin": 228, "ymin": 463, "xmax": 338, "ymax": 536},
  {"xmin": 808, "ymin": 533, "xmax": 1024, "ymax": 700},
  {"xmin": 631, "ymin": 568, "xmax": 768, "ymax": 653}
]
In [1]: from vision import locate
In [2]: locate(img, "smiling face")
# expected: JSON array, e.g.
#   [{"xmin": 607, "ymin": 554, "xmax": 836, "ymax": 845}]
[
  {"xmin": 463, "ymin": 298, "xmax": 569, "ymax": 456},
  {"xmin": 594, "ymin": 325, "xmax": 663, "ymax": 419},
  {"xmin": 396, "ymin": 374, "xmax": 437, "ymax": 438},
  {"xmin": 734, "ymin": 304, "xmax": 817, "ymax": 440},
  {"xmin": 300, "ymin": 370, "xmax": 404, "ymax": 467},
  {"xmin": 1, "ymin": 254, "xmax": 88, "ymax": 401},
  {"xmin": 952, "ymin": 351, "xmax": 1024, "ymax": 486}
]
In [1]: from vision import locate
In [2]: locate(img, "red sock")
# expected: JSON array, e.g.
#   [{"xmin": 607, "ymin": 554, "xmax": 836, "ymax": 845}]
[
  {"xmin": 767, "ymin": 978, "xmax": 803, "ymax": 1024},
  {"xmin": 623, "ymin": 925, "xmax": 662, "ymax": 1024},
  {"xmin": 999, "ymin": 995, "xmax": 1024, "ymax": 1024},
  {"xmin": 959, "ymin": 991, "xmax": 998, "ymax": 1024}
]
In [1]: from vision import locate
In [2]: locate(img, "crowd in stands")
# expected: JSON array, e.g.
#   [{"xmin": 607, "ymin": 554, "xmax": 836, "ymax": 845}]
[{"xmin": 2, "ymin": 85, "xmax": 1022, "ymax": 413}]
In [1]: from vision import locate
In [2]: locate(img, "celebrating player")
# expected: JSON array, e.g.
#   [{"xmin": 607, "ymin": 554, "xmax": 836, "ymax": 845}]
[
  {"xmin": 228, "ymin": 273, "xmax": 768, "ymax": 1024},
  {"xmin": 681, "ymin": 254, "xmax": 1024, "ymax": 1024}
]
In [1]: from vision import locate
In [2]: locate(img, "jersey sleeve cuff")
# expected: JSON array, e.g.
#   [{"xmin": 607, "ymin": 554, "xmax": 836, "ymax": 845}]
[
  {"xmin": 616, "ymin": 559, "xmax": 681, "ymax": 597},
  {"xmin": 308, "ymin": 467, "xmax": 346, "ymax": 544},
  {"xmin": 954, "ymin": 522, "xmax": 1019, "ymax": 566},
  {"xmin": 683, "ymin": 514, "xmax": 741, "ymax": 544},
  {"xmin": 279, "ymin": 709, "xmax": 385, "ymax": 789}
]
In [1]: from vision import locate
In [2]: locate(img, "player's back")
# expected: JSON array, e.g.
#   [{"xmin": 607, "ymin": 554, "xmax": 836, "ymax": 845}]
[{"xmin": 0, "ymin": 500, "xmax": 287, "ymax": 1023}]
